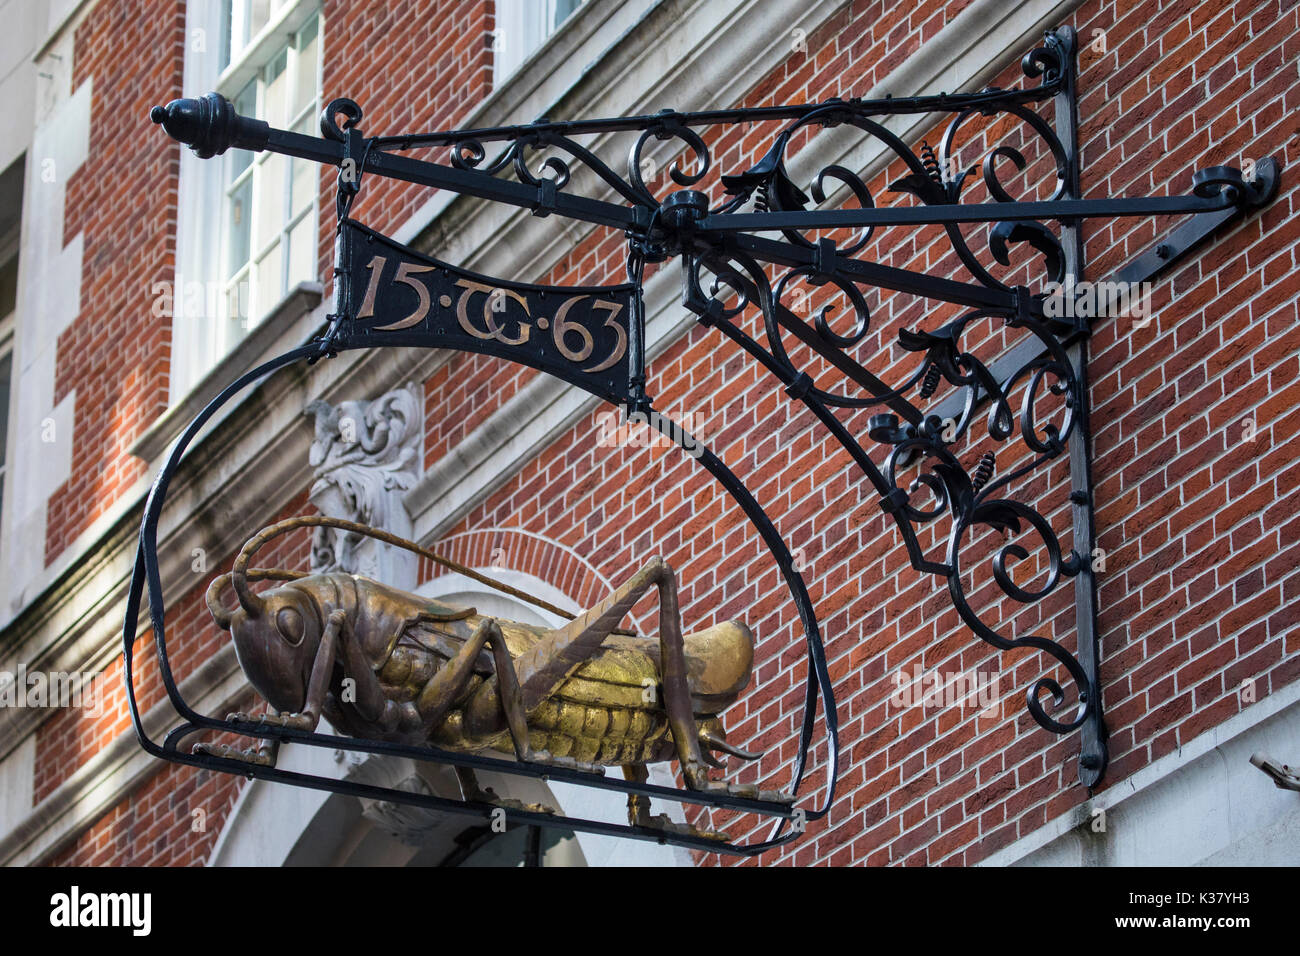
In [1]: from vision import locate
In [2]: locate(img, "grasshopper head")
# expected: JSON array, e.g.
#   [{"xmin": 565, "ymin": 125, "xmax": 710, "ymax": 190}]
[{"xmin": 225, "ymin": 583, "xmax": 326, "ymax": 714}]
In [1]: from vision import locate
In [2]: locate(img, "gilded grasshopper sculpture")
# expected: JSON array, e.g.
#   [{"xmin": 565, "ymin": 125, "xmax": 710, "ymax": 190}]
[{"xmin": 200, "ymin": 516, "xmax": 790, "ymax": 840}]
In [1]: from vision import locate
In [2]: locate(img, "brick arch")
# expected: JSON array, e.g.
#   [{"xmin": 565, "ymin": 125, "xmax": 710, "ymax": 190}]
[{"xmin": 418, "ymin": 526, "xmax": 647, "ymax": 628}]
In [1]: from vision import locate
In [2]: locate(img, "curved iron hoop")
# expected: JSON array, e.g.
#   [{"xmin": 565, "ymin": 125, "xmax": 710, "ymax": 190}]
[{"xmin": 122, "ymin": 336, "xmax": 838, "ymax": 856}]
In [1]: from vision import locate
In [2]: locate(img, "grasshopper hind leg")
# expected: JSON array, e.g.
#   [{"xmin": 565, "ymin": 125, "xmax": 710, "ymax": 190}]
[
  {"xmin": 454, "ymin": 765, "xmax": 558, "ymax": 818},
  {"xmin": 621, "ymin": 763, "xmax": 730, "ymax": 843}
]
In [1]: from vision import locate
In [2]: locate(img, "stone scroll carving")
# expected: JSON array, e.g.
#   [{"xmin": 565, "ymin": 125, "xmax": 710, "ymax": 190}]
[{"xmin": 304, "ymin": 384, "xmax": 423, "ymax": 589}]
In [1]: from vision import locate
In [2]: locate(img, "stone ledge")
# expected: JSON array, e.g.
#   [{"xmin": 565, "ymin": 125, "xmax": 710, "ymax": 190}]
[{"xmin": 130, "ymin": 281, "xmax": 324, "ymax": 465}]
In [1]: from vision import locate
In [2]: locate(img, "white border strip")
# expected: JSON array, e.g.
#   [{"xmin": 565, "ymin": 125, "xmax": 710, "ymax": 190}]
[{"xmin": 980, "ymin": 682, "xmax": 1300, "ymax": 865}]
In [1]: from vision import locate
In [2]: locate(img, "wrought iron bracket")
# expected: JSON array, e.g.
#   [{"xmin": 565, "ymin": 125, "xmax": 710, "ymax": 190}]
[{"xmin": 136, "ymin": 24, "xmax": 1282, "ymax": 851}]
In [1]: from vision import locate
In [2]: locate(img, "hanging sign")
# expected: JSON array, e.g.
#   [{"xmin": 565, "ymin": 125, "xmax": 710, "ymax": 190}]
[{"xmin": 334, "ymin": 220, "xmax": 638, "ymax": 406}]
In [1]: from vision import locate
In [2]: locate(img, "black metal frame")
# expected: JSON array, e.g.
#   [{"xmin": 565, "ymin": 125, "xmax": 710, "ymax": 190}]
[{"xmin": 134, "ymin": 25, "xmax": 1280, "ymax": 854}]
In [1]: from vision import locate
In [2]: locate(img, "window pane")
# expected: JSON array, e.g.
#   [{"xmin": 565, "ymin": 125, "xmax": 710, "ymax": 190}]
[
  {"xmin": 554, "ymin": 0, "xmax": 581, "ymax": 28},
  {"xmin": 0, "ymin": 350, "xmax": 11, "ymax": 467},
  {"xmin": 494, "ymin": 0, "xmax": 583, "ymax": 85},
  {"xmin": 294, "ymin": 17, "xmax": 319, "ymax": 116},
  {"xmin": 287, "ymin": 215, "xmax": 315, "ymax": 288},
  {"xmin": 263, "ymin": 49, "xmax": 289, "ymax": 129},
  {"xmin": 290, "ymin": 156, "xmax": 316, "ymax": 219},
  {"xmin": 290, "ymin": 117, "xmax": 317, "ymax": 220},
  {"xmin": 226, "ymin": 177, "xmax": 252, "ymax": 280},
  {"xmin": 218, "ymin": 0, "xmax": 234, "ymax": 72},
  {"xmin": 211, "ymin": 5, "xmax": 322, "ymax": 351},
  {"xmin": 254, "ymin": 241, "xmax": 282, "ymax": 322},
  {"xmin": 0, "ymin": 255, "xmax": 17, "ymax": 318},
  {"xmin": 226, "ymin": 270, "xmax": 251, "ymax": 328},
  {"xmin": 290, "ymin": 113, "xmax": 317, "ymax": 217},
  {"xmin": 248, "ymin": 0, "xmax": 272, "ymax": 39},
  {"xmin": 255, "ymin": 151, "xmax": 287, "ymax": 255},
  {"xmin": 229, "ymin": 81, "xmax": 257, "ymax": 180}
]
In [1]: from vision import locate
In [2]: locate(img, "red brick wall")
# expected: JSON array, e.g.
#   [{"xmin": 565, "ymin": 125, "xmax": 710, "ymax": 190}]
[
  {"xmin": 45, "ymin": 0, "xmax": 186, "ymax": 564},
  {"xmin": 42, "ymin": 0, "xmax": 495, "ymax": 568},
  {"xmin": 34, "ymin": 492, "xmax": 310, "ymax": 807},
  {"xmin": 32, "ymin": 0, "xmax": 1300, "ymax": 866},
  {"xmin": 414, "ymin": 0, "xmax": 1300, "ymax": 865},
  {"xmin": 316, "ymin": 0, "xmax": 494, "ymax": 274},
  {"xmin": 47, "ymin": 750, "xmax": 249, "ymax": 867}
]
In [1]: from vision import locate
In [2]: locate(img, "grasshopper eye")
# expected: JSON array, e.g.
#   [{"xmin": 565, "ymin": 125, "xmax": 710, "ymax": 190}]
[{"xmin": 277, "ymin": 608, "xmax": 305, "ymax": 645}]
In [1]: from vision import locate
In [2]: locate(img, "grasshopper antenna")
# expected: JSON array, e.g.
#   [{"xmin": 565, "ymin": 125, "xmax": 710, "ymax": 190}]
[
  {"xmin": 227, "ymin": 515, "xmax": 632, "ymax": 632},
  {"xmin": 207, "ymin": 568, "xmax": 306, "ymax": 628}
]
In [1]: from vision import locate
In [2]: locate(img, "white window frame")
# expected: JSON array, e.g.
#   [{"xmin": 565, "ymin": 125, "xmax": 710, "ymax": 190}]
[
  {"xmin": 0, "ymin": 291, "xmax": 14, "ymax": 544},
  {"xmin": 493, "ymin": 0, "xmax": 584, "ymax": 86},
  {"xmin": 171, "ymin": 0, "xmax": 323, "ymax": 404}
]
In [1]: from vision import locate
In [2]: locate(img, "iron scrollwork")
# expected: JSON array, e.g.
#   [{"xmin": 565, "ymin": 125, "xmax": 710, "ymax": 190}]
[
  {"xmin": 663, "ymin": 31, "xmax": 1090, "ymax": 775},
  {"xmin": 137, "ymin": 23, "xmax": 1284, "ymax": 850}
]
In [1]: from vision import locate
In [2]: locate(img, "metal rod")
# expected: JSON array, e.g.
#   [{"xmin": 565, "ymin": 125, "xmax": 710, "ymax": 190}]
[
  {"xmin": 697, "ymin": 193, "xmax": 1234, "ymax": 233},
  {"xmin": 366, "ymin": 85, "xmax": 1062, "ymax": 150},
  {"xmin": 1051, "ymin": 27, "xmax": 1109, "ymax": 785},
  {"xmin": 258, "ymin": 125, "xmax": 642, "ymax": 230},
  {"xmin": 167, "ymin": 718, "xmax": 794, "ymax": 816},
  {"xmin": 719, "ymin": 231, "xmax": 1015, "ymax": 311},
  {"xmin": 168, "ymin": 744, "xmax": 782, "ymax": 856}
]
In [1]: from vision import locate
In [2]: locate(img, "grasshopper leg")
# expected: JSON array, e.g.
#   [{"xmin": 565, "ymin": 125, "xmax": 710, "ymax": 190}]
[
  {"xmin": 503, "ymin": 557, "xmax": 713, "ymax": 784},
  {"xmin": 422, "ymin": 618, "xmax": 598, "ymax": 788},
  {"xmin": 453, "ymin": 765, "xmax": 557, "ymax": 817},
  {"xmin": 467, "ymin": 559, "xmax": 773, "ymax": 796},
  {"xmin": 196, "ymin": 609, "xmax": 347, "ymax": 768},
  {"xmin": 193, "ymin": 737, "xmax": 280, "ymax": 767},
  {"xmin": 194, "ymin": 710, "xmax": 282, "ymax": 767},
  {"xmin": 621, "ymin": 763, "xmax": 730, "ymax": 843},
  {"xmin": 416, "ymin": 617, "xmax": 516, "ymax": 736},
  {"xmin": 227, "ymin": 609, "xmax": 345, "ymax": 733}
]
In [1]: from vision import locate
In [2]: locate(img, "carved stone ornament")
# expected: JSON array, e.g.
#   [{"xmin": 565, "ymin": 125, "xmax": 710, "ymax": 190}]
[{"xmin": 305, "ymin": 385, "xmax": 422, "ymax": 588}]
